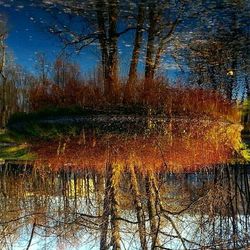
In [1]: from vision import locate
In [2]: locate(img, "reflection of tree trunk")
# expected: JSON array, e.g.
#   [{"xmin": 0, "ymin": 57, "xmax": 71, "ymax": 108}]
[
  {"xmin": 107, "ymin": 0, "xmax": 119, "ymax": 103},
  {"xmin": 96, "ymin": 0, "xmax": 108, "ymax": 92},
  {"xmin": 0, "ymin": 37, "xmax": 7, "ymax": 127},
  {"xmin": 144, "ymin": 5, "xmax": 157, "ymax": 100},
  {"xmin": 125, "ymin": 4, "xmax": 144, "ymax": 103},
  {"xmin": 96, "ymin": 0, "xmax": 119, "ymax": 103},
  {"xmin": 129, "ymin": 165, "xmax": 147, "ymax": 249},
  {"xmin": 153, "ymin": 19, "xmax": 179, "ymax": 75},
  {"xmin": 145, "ymin": 5, "xmax": 156, "ymax": 82},
  {"xmin": 1, "ymin": 78, "xmax": 7, "ymax": 128}
]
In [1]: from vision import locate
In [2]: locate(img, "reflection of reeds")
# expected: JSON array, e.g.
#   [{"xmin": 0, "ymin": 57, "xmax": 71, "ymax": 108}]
[
  {"xmin": 32, "ymin": 120, "xmax": 243, "ymax": 173},
  {"xmin": 29, "ymin": 79, "xmax": 240, "ymax": 123}
]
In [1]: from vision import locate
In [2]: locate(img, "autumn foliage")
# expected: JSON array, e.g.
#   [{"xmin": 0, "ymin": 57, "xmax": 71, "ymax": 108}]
[{"xmin": 32, "ymin": 119, "xmax": 243, "ymax": 173}]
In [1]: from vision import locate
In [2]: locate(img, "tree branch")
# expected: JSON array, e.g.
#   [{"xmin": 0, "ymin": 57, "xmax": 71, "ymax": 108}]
[{"xmin": 26, "ymin": 221, "xmax": 36, "ymax": 250}]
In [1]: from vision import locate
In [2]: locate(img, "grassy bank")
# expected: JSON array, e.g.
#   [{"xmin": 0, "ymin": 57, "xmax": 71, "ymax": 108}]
[
  {"xmin": 6, "ymin": 98, "xmax": 242, "ymax": 141},
  {"xmin": 7, "ymin": 105, "xmax": 150, "ymax": 140},
  {"xmin": 0, "ymin": 130, "xmax": 35, "ymax": 161},
  {"xmin": 8, "ymin": 105, "xmax": 149, "ymax": 124}
]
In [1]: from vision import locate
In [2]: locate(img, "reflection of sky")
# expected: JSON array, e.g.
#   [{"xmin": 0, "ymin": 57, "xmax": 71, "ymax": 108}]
[
  {"xmin": 1, "ymin": 1, "xmax": 248, "ymax": 81},
  {"xmin": 0, "ymin": 4, "xmax": 100, "ymax": 74},
  {"xmin": 0, "ymin": 3, "xmax": 182, "ymax": 79}
]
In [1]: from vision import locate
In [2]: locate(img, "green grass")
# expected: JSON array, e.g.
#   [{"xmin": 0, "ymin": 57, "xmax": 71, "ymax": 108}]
[
  {"xmin": 0, "ymin": 130, "xmax": 35, "ymax": 161},
  {"xmin": 0, "ymin": 144, "xmax": 35, "ymax": 161},
  {"xmin": 8, "ymin": 122, "xmax": 84, "ymax": 140},
  {"xmin": 0, "ymin": 144, "xmax": 35, "ymax": 160},
  {"xmin": 1, "ymin": 105, "xmax": 150, "ymax": 159},
  {"xmin": 0, "ymin": 130, "xmax": 14, "ymax": 143},
  {"xmin": 0, "ymin": 129, "xmax": 27, "ymax": 143}
]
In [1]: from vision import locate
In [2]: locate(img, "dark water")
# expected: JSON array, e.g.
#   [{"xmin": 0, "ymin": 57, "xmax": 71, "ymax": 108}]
[{"xmin": 0, "ymin": 164, "xmax": 249, "ymax": 250}]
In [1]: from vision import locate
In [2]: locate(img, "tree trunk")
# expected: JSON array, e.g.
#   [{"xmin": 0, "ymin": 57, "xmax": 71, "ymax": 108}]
[
  {"xmin": 129, "ymin": 165, "xmax": 148, "ymax": 250},
  {"xmin": 100, "ymin": 164, "xmax": 112, "ymax": 250},
  {"xmin": 110, "ymin": 163, "xmax": 121, "ymax": 250},
  {"xmin": 145, "ymin": 173, "xmax": 160, "ymax": 249},
  {"xmin": 100, "ymin": 163, "xmax": 122, "ymax": 250}
]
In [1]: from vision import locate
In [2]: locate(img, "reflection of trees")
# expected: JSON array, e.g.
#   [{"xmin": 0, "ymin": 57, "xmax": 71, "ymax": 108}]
[
  {"xmin": 0, "ymin": 163, "xmax": 249, "ymax": 249},
  {"xmin": 185, "ymin": 0, "xmax": 249, "ymax": 101},
  {"xmin": 0, "ymin": 17, "xmax": 36, "ymax": 127},
  {"xmin": 0, "ymin": 17, "xmax": 20, "ymax": 128},
  {"xmin": 37, "ymin": 0, "xmax": 187, "ymax": 101}
]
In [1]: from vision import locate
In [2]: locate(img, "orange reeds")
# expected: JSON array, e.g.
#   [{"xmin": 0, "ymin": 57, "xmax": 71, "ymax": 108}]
[{"xmin": 32, "ymin": 120, "xmax": 243, "ymax": 173}]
